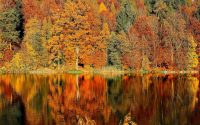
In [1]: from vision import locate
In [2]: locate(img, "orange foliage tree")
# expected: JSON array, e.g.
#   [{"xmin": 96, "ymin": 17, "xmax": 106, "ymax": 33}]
[{"xmin": 48, "ymin": 0, "xmax": 107, "ymax": 69}]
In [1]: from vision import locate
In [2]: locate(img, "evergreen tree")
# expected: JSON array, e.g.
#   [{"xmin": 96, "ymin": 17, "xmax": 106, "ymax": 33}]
[
  {"xmin": 107, "ymin": 33, "xmax": 123, "ymax": 68},
  {"xmin": 116, "ymin": 0, "xmax": 136, "ymax": 32},
  {"xmin": 0, "ymin": 0, "xmax": 23, "ymax": 49},
  {"xmin": 144, "ymin": 0, "xmax": 156, "ymax": 14}
]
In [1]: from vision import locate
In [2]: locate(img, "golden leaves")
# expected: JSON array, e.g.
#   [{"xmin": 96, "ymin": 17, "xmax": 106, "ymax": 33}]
[{"xmin": 98, "ymin": 2, "xmax": 107, "ymax": 13}]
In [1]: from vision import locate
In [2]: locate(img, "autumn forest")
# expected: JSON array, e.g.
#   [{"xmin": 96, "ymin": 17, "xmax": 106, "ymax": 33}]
[{"xmin": 0, "ymin": 0, "xmax": 200, "ymax": 73}]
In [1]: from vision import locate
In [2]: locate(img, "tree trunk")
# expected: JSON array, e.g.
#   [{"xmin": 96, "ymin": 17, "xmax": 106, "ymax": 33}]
[
  {"xmin": 58, "ymin": 50, "xmax": 61, "ymax": 70},
  {"xmin": 154, "ymin": 40, "xmax": 157, "ymax": 68},
  {"xmin": 76, "ymin": 46, "xmax": 79, "ymax": 70},
  {"xmin": 171, "ymin": 45, "xmax": 174, "ymax": 68},
  {"xmin": 9, "ymin": 43, "xmax": 12, "ymax": 50}
]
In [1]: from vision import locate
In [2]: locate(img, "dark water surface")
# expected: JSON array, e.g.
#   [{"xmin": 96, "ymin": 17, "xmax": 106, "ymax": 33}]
[{"xmin": 0, "ymin": 74, "xmax": 199, "ymax": 125}]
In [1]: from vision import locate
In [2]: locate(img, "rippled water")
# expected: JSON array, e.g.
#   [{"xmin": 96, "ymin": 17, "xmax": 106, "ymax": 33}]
[{"xmin": 0, "ymin": 74, "xmax": 199, "ymax": 125}]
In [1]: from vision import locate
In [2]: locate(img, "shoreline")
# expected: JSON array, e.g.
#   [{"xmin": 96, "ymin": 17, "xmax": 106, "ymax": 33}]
[{"xmin": 0, "ymin": 68, "xmax": 199, "ymax": 75}]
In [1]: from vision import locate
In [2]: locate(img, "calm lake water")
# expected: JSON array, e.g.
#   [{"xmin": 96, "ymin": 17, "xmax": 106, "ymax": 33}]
[{"xmin": 0, "ymin": 74, "xmax": 199, "ymax": 125}]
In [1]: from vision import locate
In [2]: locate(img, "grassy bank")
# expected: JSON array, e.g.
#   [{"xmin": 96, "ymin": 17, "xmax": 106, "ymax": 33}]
[
  {"xmin": 0, "ymin": 66, "xmax": 199, "ymax": 75},
  {"xmin": 92, "ymin": 69, "xmax": 199, "ymax": 75}
]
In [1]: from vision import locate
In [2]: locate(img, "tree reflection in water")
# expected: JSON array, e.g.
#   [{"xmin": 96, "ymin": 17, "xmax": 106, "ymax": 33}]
[{"xmin": 0, "ymin": 74, "xmax": 199, "ymax": 125}]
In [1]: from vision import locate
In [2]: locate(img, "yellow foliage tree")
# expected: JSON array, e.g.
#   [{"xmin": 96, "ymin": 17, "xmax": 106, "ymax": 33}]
[
  {"xmin": 24, "ymin": 18, "xmax": 50, "ymax": 68},
  {"xmin": 186, "ymin": 35, "xmax": 198, "ymax": 70}
]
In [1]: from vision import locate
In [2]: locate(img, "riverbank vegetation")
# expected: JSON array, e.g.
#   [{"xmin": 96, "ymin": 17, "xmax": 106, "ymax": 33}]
[{"xmin": 0, "ymin": 0, "xmax": 199, "ymax": 73}]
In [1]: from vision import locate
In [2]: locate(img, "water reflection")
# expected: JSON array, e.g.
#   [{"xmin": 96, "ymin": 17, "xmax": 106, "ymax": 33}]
[{"xmin": 0, "ymin": 74, "xmax": 199, "ymax": 125}]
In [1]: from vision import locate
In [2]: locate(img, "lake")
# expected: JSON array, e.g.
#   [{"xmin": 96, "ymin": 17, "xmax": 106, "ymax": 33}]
[{"xmin": 0, "ymin": 74, "xmax": 199, "ymax": 125}]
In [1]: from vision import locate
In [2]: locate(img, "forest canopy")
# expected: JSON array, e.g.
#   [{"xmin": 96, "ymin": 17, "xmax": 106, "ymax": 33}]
[{"xmin": 0, "ymin": 0, "xmax": 199, "ymax": 73}]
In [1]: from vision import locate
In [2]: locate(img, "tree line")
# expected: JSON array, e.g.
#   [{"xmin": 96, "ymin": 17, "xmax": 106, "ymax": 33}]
[{"xmin": 0, "ymin": 0, "xmax": 199, "ymax": 72}]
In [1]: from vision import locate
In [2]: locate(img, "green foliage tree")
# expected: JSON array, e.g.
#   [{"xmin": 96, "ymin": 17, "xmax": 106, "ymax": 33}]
[
  {"xmin": 165, "ymin": 0, "xmax": 191, "ymax": 10},
  {"xmin": 107, "ymin": 33, "xmax": 123, "ymax": 68},
  {"xmin": 116, "ymin": 0, "xmax": 136, "ymax": 32},
  {"xmin": 145, "ymin": 0, "xmax": 191, "ymax": 14},
  {"xmin": 0, "ymin": 0, "xmax": 23, "ymax": 49},
  {"xmin": 0, "ymin": 9, "xmax": 20, "ymax": 46},
  {"xmin": 10, "ymin": 17, "xmax": 51, "ymax": 71},
  {"xmin": 153, "ymin": 0, "xmax": 169, "ymax": 21},
  {"xmin": 144, "ymin": 0, "xmax": 156, "ymax": 14},
  {"xmin": 195, "ymin": 5, "xmax": 200, "ymax": 20}
]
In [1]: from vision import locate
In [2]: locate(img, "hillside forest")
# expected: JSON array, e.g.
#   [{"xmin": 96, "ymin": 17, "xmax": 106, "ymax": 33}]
[{"xmin": 0, "ymin": 0, "xmax": 199, "ymax": 73}]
